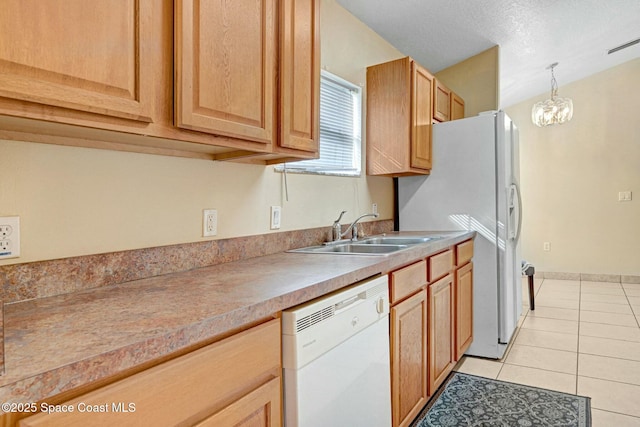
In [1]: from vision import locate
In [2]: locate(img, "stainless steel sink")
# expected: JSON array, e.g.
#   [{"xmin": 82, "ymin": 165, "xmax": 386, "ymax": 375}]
[
  {"xmin": 289, "ymin": 243, "xmax": 408, "ymax": 255},
  {"xmin": 358, "ymin": 236, "xmax": 439, "ymax": 245},
  {"xmin": 288, "ymin": 233, "xmax": 444, "ymax": 256}
]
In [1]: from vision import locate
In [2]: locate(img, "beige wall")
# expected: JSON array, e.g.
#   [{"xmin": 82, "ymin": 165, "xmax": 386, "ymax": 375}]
[
  {"xmin": 506, "ymin": 58, "xmax": 640, "ymax": 276},
  {"xmin": 435, "ymin": 46, "xmax": 500, "ymax": 116},
  {"xmin": 0, "ymin": 0, "xmax": 402, "ymax": 266}
]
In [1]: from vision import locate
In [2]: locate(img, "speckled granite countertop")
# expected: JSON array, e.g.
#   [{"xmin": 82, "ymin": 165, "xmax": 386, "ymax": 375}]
[{"xmin": 0, "ymin": 230, "xmax": 474, "ymax": 404}]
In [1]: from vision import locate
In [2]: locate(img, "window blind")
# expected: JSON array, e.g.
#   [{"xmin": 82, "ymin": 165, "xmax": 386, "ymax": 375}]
[{"xmin": 280, "ymin": 71, "xmax": 361, "ymax": 175}]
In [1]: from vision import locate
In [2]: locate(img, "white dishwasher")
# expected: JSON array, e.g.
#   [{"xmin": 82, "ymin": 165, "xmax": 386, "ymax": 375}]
[{"xmin": 282, "ymin": 275, "xmax": 391, "ymax": 427}]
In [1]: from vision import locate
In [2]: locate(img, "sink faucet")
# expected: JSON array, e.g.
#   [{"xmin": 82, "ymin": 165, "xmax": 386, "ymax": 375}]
[
  {"xmin": 332, "ymin": 211, "xmax": 347, "ymax": 241},
  {"xmin": 332, "ymin": 210, "xmax": 379, "ymax": 242}
]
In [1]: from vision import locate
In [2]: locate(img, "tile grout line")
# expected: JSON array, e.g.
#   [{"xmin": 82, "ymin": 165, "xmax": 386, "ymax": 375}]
[
  {"xmin": 507, "ymin": 342, "xmax": 577, "ymax": 354},
  {"xmin": 578, "ymin": 373, "xmax": 640, "ymax": 389},
  {"xmin": 621, "ymin": 282, "xmax": 640, "ymax": 329},
  {"xmin": 501, "ymin": 360, "xmax": 577, "ymax": 377},
  {"xmin": 579, "ymin": 351, "xmax": 640, "ymax": 364},
  {"xmin": 594, "ymin": 408, "xmax": 640, "ymax": 420}
]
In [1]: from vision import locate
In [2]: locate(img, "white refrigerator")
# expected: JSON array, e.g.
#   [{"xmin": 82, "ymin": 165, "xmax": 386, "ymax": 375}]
[{"xmin": 398, "ymin": 111, "xmax": 522, "ymax": 359}]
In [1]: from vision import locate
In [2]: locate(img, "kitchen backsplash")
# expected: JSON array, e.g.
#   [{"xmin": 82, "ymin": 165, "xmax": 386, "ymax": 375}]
[{"xmin": 0, "ymin": 220, "xmax": 394, "ymax": 304}]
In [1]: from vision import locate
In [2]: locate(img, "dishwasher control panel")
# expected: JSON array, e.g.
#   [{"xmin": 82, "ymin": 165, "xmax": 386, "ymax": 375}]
[{"xmin": 281, "ymin": 275, "xmax": 389, "ymax": 370}]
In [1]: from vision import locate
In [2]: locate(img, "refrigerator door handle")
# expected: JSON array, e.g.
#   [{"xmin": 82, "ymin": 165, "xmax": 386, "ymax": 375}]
[
  {"xmin": 507, "ymin": 183, "xmax": 523, "ymax": 242},
  {"xmin": 514, "ymin": 183, "xmax": 523, "ymax": 243}
]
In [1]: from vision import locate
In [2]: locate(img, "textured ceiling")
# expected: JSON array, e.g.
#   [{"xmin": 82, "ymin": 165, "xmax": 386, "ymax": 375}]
[{"xmin": 336, "ymin": 0, "xmax": 640, "ymax": 107}]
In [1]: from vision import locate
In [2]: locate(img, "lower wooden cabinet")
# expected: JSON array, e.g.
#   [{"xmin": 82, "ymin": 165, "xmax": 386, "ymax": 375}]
[
  {"xmin": 427, "ymin": 273, "xmax": 455, "ymax": 396},
  {"xmin": 194, "ymin": 377, "xmax": 281, "ymax": 427},
  {"xmin": 390, "ymin": 291, "xmax": 429, "ymax": 427},
  {"xmin": 389, "ymin": 240, "xmax": 475, "ymax": 426},
  {"xmin": 19, "ymin": 320, "xmax": 282, "ymax": 427},
  {"xmin": 455, "ymin": 262, "xmax": 474, "ymax": 360}
]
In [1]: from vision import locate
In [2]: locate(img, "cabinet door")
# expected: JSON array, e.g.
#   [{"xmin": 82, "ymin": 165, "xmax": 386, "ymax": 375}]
[
  {"xmin": 366, "ymin": 57, "xmax": 412, "ymax": 176},
  {"xmin": 455, "ymin": 262, "xmax": 474, "ymax": 360},
  {"xmin": 411, "ymin": 62, "xmax": 434, "ymax": 170},
  {"xmin": 278, "ymin": 0, "xmax": 320, "ymax": 153},
  {"xmin": 428, "ymin": 274, "xmax": 455, "ymax": 395},
  {"xmin": 390, "ymin": 291, "xmax": 428, "ymax": 427},
  {"xmin": 194, "ymin": 377, "xmax": 281, "ymax": 427},
  {"xmin": 433, "ymin": 80, "xmax": 451, "ymax": 122},
  {"xmin": 175, "ymin": 0, "xmax": 276, "ymax": 144},
  {"xmin": 0, "ymin": 0, "xmax": 153, "ymax": 122},
  {"xmin": 450, "ymin": 92, "xmax": 465, "ymax": 120}
]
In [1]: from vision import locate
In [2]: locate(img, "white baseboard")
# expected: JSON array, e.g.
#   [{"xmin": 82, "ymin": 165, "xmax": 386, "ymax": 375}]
[{"xmin": 539, "ymin": 271, "xmax": 640, "ymax": 284}]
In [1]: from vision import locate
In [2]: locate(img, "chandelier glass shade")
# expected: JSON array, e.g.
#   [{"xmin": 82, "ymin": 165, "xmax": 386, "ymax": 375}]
[{"xmin": 531, "ymin": 63, "xmax": 573, "ymax": 127}]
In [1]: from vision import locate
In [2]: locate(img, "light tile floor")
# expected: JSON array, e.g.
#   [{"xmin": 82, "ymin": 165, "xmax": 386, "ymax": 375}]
[{"xmin": 454, "ymin": 277, "xmax": 640, "ymax": 426}]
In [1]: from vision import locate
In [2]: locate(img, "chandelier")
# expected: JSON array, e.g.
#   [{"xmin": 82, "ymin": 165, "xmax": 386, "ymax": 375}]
[{"xmin": 531, "ymin": 62, "xmax": 573, "ymax": 127}]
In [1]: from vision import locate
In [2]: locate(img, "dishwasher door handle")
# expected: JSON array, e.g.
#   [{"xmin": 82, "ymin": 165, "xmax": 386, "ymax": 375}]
[{"xmin": 334, "ymin": 294, "xmax": 362, "ymax": 312}]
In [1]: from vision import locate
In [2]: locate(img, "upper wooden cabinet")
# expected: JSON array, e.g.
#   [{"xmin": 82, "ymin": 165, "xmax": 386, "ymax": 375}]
[
  {"xmin": 0, "ymin": 0, "xmax": 153, "ymax": 122},
  {"xmin": 278, "ymin": 0, "xmax": 320, "ymax": 154},
  {"xmin": 450, "ymin": 91, "xmax": 465, "ymax": 121},
  {"xmin": 434, "ymin": 79, "xmax": 465, "ymax": 122},
  {"xmin": 175, "ymin": 0, "xmax": 319, "ymax": 155},
  {"xmin": 174, "ymin": 0, "xmax": 277, "ymax": 145},
  {"xmin": 433, "ymin": 79, "xmax": 451, "ymax": 122},
  {"xmin": 0, "ymin": 1, "xmax": 319, "ymax": 162},
  {"xmin": 367, "ymin": 57, "xmax": 434, "ymax": 176}
]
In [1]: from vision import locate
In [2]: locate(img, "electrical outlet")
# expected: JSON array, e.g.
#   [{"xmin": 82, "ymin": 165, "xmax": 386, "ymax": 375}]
[
  {"xmin": 270, "ymin": 206, "xmax": 282, "ymax": 230},
  {"xmin": 0, "ymin": 239, "xmax": 10, "ymax": 251},
  {"xmin": 0, "ymin": 225, "xmax": 12, "ymax": 238},
  {"xmin": 372, "ymin": 203, "xmax": 378, "ymax": 215},
  {"xmin": 543, "ymin": 242, "xmax": 550, "ymax": 251},
  {"xmin": 203, "ymin": 209, "xmax": 217, "ymax": 237},
  {"xmin": 0, "ymin": 216, "xmax": 20, "ymax": 259}
]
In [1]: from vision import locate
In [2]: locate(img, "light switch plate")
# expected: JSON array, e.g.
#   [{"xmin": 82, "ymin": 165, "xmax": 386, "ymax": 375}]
[
  {"xmin": 618, "ymin": 191, "xmax": 632, "ymax": 201},
  {"xmin": 270, "ymin": 206, "xmax": 281, "ymax": 230}
]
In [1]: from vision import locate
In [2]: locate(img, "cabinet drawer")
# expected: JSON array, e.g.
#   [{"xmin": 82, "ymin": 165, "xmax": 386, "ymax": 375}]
[
  {"xmin": 456, "ymin": 239, "xmax": 474, "ymax": 266},
  {"xmin": 390, "ymin": 260, "xmax": 427, "ymax": 304},
  {"xmin": 428, "ymin": 249, "xmax": 454, "ymax": 282},
  {"xmin": 20, "ymin": 319, "xmax": 281, "ymax": 427}
]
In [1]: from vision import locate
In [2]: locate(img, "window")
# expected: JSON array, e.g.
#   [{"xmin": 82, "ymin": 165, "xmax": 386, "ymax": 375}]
[{"xmin": 277, "ymin": 70, "xmax": 362, "ymax": 176}]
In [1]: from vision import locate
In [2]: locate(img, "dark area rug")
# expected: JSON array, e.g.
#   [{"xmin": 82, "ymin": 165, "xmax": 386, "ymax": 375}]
[{"xmin": 411, "ymin": 372, "xmax": 591, "ymax": 427}]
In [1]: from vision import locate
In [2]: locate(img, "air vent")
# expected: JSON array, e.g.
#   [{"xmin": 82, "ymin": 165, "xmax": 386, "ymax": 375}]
[
  {"xmin": 295, "ymin": 305, "xmax": 335, "ymax": 332},
  {"xmin": 608, "ymin": 38, "xmax": 640, "ymax": 55},
  {"xmin": 366, "ymin": 281, "xmax": 388, "ymax": 299}
]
